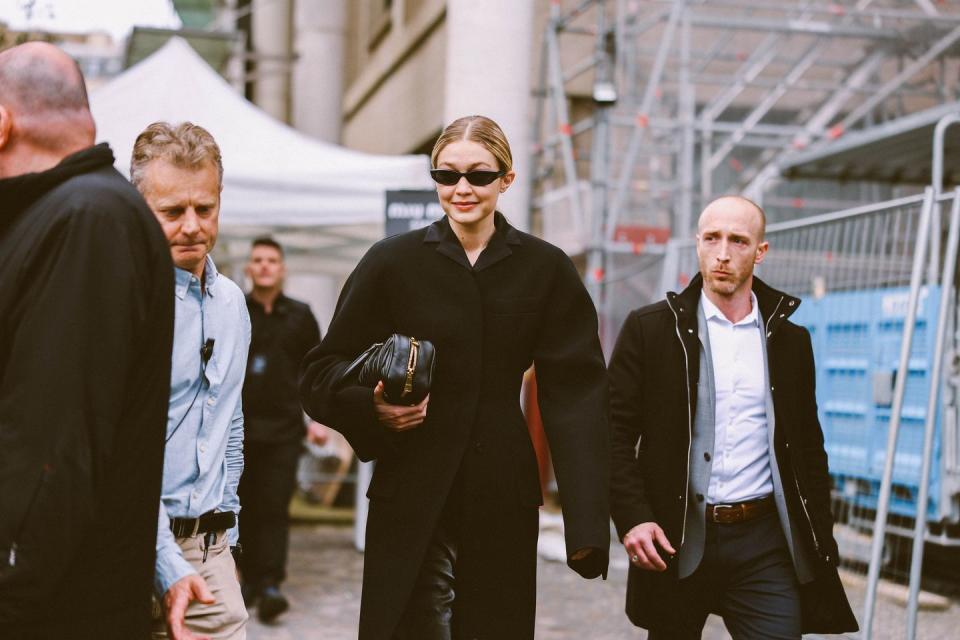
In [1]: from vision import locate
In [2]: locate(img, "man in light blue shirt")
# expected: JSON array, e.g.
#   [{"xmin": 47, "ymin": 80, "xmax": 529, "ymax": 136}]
[{"xmin": 132, "ymin": 121, "xmax": 250, "ymax": 640}]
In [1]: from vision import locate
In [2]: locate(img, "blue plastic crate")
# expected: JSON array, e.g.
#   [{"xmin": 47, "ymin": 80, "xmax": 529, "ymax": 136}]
[{"xmin": 791, "ymin": 286, "xmax": 944, "ymax": 522}]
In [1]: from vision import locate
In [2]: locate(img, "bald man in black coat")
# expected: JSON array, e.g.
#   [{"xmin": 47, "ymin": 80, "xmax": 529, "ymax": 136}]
[{"xmin": 0, "ymin": 43, "xmax": 174, "ymax": 638}]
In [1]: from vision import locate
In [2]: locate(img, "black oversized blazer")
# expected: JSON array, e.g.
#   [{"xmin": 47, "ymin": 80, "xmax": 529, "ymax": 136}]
[
  {"xmin": 300, "ymin": 213, "xmax": 610, "ymax": 640},
  {"xmin": 608, "ymin": 274, "xmax": 858, "ymax": 634}
]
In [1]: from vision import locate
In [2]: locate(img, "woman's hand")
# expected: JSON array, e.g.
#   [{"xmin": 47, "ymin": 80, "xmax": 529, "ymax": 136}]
[{"xmin": 372, "ymin": 381, "xmax": 429, "ymax": 431}]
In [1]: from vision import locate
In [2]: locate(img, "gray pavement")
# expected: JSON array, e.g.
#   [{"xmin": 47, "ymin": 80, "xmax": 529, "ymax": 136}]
[
  {"xmin": 247, "ymin": 523, "xmax": 959, "ymax": 640},
  {"xmin": 246, "ymin": 523, "xmax": 728, "ymax": 639}
]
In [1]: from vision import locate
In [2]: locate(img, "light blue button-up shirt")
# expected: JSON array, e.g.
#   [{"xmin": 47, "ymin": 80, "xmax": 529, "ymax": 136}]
[{"xmin": 155, "ymin": 255, "xmax": 251, "ymax": 595}]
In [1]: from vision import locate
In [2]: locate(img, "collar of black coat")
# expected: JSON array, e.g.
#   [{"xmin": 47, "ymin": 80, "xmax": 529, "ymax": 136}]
[
  {"xmin": 0, "ymin": 143, "xmax": 115, "ymax": 218},
  {"xmin": 423, "ymin": 210, "xmax": 522, "ymax": 271},
  {"xmin": 667, "ymin": 272, "xmax": 801, "ymax": 338}
]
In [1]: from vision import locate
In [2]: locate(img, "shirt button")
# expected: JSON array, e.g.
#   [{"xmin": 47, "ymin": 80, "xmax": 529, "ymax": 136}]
[
  {"xmin": 474, "ymin": 441, "xmax": 483, "ymax": 454},
  {"xmin": 696, "ymin": 493, "xmax": 704, "ymax": 502},
  {"xmin": 704, "ymin": 452, "xmax": 711, "ymax": 462},
  {"xmin": 207, "ymin": 397, "xmax": 215, "ymax": 406},
  {"xmin": 192, "ymin": 491, "xmax": 199, "ymax": 499},
  {"xmin": 199, "ymin": 443, "xmax": 206, "ymax": 453}
]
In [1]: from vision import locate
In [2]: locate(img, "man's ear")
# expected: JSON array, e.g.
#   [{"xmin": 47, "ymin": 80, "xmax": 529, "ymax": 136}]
[
  {"xmin": 755, "ymin": 240, "xmax": 770, "ymax": 265},
  {"xmin": 0, "ymin": 105, "xmax": 13, "ymax": 151}
]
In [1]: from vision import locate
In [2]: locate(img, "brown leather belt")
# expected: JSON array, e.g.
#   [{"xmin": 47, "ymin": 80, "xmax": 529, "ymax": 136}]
[{"xmin": 706, "ymin": 495, "xmax": 775, "ymax": 524}]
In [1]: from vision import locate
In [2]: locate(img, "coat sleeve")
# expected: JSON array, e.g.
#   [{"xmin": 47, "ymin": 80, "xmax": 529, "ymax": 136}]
[
  {"xmin": 299, "ymin": 246, "xmax": 393, "ymax": 461},
  {"xmin": 608, "ymin": 310, "xmax": 658, "ymax": 541},
  {"xmin": 0, "ymin": 206, "xmax": 162, "ymax": 621},
  {"xmin": 532, "ymin": 253, "xmax": 610, "ymax": 579}
]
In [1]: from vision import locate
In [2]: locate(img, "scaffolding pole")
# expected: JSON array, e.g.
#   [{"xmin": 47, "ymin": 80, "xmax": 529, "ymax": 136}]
[{"xmin": 533, "ymin": 0, "xmax": 960, "ymax": 349}]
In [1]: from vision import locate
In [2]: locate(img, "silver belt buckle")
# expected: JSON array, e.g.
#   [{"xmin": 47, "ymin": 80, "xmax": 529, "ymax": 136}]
[{"xmin": 712, "ymin": 503, "xmax": 738, "ymax": 523}]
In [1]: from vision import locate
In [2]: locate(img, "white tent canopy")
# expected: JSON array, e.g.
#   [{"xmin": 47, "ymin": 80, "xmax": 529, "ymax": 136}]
[{"xmin": 89, "ymin": 37, "xmax": 433, "ymax": 229}]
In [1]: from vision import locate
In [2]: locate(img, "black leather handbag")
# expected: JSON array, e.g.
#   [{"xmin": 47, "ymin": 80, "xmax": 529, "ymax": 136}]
[{"xmin": 339, "ymin": 334, "xmax": 436, "ymax": 405}]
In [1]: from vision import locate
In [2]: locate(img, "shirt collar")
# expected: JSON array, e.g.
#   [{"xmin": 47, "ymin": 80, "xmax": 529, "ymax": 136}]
[
  {"xmin": 701, "ymin": 290, "xmax": 759, "ymax": 327},
  {"xmin": 174, "ymin": 255, "xmax": 219, "ymax": 300}
]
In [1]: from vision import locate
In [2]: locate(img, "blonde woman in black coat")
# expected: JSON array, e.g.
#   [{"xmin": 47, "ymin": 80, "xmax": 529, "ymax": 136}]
[{"xmin": 300, "ymin": 115, "xmax": 609, "ymax": 640}]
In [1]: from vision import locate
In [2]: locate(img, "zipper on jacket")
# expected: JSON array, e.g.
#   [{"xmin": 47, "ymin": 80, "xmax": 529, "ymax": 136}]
[
  {"xmin": 667, "ymin": 296, "xmax": 693, "ymax": 546},
  {"xmin": 764, "ymin": 295, "xmax": 785, "ymax": 338},
  {"xmin": 791, "ymin": 467, "xmax": 824, "ymax": 560}
]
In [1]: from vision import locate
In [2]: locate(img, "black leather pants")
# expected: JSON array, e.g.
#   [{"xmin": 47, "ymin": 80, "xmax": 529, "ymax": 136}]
[{"xmin": 392, "ymin": 517, "xmax": 458, "ymax": 640}]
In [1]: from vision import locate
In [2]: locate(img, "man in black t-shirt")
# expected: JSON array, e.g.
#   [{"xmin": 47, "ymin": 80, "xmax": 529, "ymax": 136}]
[{"xmin": 239, "ymin": 237, "xmax": 326, "ymax": 622}]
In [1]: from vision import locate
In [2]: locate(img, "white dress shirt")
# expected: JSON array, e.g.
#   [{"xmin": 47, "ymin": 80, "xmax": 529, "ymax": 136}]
[{"xmin": 702, "ymin": 292, "xmax": 774, "ymax": 503}]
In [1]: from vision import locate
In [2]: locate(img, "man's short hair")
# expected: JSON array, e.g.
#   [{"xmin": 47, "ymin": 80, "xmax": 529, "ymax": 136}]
[
  {"xmin": 700, "ymin": 194, "xmax": 767, "ymax": 240},
  {"xmin": 737, "ymin": 195, "xmax": 767, "ymax": 239},
  {"xmin": 0, "ymin": 42, "xmax": 92, "ymax": 151},
  {"xmin": 251, "ymin": 236, "xmax": 284, "ymax": 258},
  {"xmin": 130, "ymin": 121, "xmax": 223, "ymax": 191},
  {"xmin": 0, "ymin": 44, "xmax": 89, "ymax": 113}
]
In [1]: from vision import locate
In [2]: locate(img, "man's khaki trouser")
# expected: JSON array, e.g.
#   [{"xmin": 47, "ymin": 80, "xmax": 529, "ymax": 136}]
[{"xmin": 152, "ymin": 530, "xmax": 248, "ymax": 639}]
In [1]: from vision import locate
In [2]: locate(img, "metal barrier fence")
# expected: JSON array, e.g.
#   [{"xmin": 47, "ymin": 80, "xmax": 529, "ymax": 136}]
[{"xmin": 658, "ymin": 188, "xmax": 960, "ymax": 639}]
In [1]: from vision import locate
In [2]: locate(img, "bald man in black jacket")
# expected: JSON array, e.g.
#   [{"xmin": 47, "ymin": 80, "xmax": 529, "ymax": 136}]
[{"xmin": 0, "ymin": 43, "xmax": 174, "ymax": 638}]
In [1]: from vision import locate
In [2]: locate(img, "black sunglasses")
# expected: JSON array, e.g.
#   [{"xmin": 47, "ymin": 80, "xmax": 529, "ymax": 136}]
[{"xmin": 430, "ymin": 169, "xmax": 505, "ymax": 187}]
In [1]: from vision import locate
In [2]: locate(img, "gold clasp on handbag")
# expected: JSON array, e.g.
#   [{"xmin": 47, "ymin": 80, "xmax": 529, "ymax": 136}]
[{"xmin": 402, "ymin": 338, "xmax": 419, "ymax": 398}]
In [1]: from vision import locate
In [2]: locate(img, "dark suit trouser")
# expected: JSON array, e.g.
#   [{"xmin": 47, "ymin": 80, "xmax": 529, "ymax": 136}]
[
  {"xmin": 238, "ymin": 439, "xmax": 302, "ymax": 588},
  {"xmin": 649, "ymin": 511, "xmax": 802, "ymax": 640}
]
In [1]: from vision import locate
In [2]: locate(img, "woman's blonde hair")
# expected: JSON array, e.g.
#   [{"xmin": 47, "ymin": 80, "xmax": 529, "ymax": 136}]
[
  {"xmin": 130, "ymin": 121, "xmax": 223, "ymax": 190},
  {"xmin": 431, "ymin": 115, "xmax": 513, "ymax": 172}
]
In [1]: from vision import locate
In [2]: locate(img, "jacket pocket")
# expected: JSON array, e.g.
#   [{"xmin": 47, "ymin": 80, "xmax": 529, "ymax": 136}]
[{"xmin": 365, "ymin": 463, "xmax": 400, "ymax": 501}]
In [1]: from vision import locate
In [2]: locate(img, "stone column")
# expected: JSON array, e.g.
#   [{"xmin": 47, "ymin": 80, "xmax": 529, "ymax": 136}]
[
  {"xmin": 444, "ymin": 0, "xmax": 534, "ymax": 230},
  {"xmin": 251, "ymin": 0, "xmax": 292, "ymax": 122},
  {"xmin": 291, "ymin": 0, "xmax": 347, "ymax": 142}
]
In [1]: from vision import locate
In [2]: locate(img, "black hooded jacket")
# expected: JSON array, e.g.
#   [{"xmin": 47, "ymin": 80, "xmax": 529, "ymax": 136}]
[{"xmin": 0, "ymin": 144, "xmax": 174, "ymax": 637}]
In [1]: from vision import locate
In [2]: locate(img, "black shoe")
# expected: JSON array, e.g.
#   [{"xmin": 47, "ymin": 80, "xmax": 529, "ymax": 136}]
[
  {"xmin": 258, "ymin": 585, "xmax": 289, "ymax": 622},
  {"xmin": 241, "ymin": 582, "xmax": 259, "ymax": 608}
]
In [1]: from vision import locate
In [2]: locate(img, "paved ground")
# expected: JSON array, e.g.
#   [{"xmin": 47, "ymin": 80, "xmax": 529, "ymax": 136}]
[
  {"xmin": 247, "ymin": 523, "xmax": 959, "ymax": 640},
  {"xmin": 245, "ymin": 523, "xmax": 726, "ymax": 640}
]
